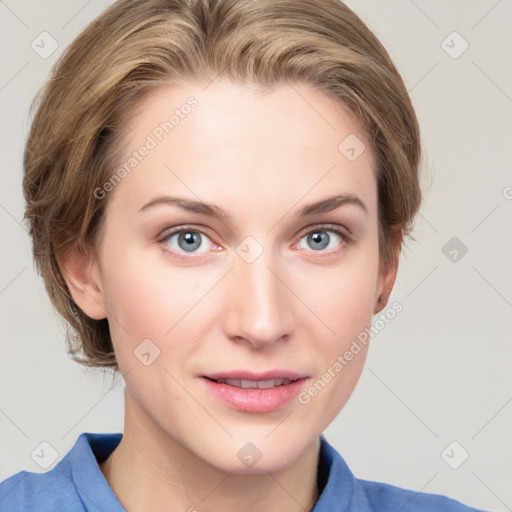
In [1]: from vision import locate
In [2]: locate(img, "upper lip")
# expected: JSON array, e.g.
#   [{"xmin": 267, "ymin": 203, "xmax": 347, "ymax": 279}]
[{"xmin": 202, "ymin": 370, "xmax": 308, "ymax": 381}]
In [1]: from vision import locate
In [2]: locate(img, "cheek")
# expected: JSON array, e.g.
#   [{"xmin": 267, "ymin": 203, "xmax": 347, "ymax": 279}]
[
  {"xmin": 100, "ymin": 244, "xmax": 217, "ymax": 356},
  {"xmin": 295, "ymin": 245, "xmax": 379, "ymax": 342},
  {"xmin": 295, "ymin": 259, "xmax": 375, "ymax": 420}
]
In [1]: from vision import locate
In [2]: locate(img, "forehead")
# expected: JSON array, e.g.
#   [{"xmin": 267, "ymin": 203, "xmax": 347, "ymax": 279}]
[{"xmin": 106, "ymin": 79, "xmax": 377, "ymax": 220}]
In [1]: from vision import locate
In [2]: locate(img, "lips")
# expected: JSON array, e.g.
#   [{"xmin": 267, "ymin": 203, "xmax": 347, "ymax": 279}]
[
  {"xmin": 203, "ymin": 370, "xmax": 308, "ymax": 381},
  {"xmin": 200, "ymin": 370, "xmax": 309, "ymax": 413}
]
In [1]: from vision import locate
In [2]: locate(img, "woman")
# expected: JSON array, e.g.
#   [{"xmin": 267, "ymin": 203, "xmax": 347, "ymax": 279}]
[{"xmin": 0, "ymin": 0, "xmax": 490, "ymax": 510}]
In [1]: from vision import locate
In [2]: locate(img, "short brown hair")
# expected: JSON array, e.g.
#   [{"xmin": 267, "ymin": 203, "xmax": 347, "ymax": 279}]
[{"xmin": 23, "ymin": 0, "xmax": 422, "ymax": 370}]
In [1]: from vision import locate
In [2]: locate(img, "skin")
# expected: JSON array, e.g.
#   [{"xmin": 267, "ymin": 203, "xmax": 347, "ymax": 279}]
[{"xmin": 58, "ymin": 79, "xmax": 400, "ymax": 512}]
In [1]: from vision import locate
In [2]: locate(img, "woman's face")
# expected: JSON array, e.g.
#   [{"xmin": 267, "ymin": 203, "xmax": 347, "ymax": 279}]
[{"xmin": 76, "ymin": 80, "xmax": 396, "ymax": 473}]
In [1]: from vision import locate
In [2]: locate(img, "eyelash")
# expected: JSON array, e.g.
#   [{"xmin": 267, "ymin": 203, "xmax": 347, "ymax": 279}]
[{"xmin": 157, "ymin": 223, "xmax": 354, "ymax": 259}]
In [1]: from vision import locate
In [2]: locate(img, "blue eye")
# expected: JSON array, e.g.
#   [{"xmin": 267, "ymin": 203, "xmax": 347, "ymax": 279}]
[
  {"xmin": 297, "ymin": 228, "xmax": 347, "ymax": 253},
  {"xmin": 162, "ymin": 228, "xmax": 213, "ymax": 255}
]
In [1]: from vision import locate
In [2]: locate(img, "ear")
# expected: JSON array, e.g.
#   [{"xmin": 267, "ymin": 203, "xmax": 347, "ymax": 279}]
[
  {"xmin": 374, "ymin": 226, "xmax": 402, "ymax": 314},
  {"xmin": 55, "ymin": 243, "xmax": 107, "ymax": 320}
]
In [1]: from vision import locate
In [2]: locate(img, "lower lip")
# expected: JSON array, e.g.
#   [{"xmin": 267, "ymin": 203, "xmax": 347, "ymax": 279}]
[{"xmin": 200, "ymin": 377, "xmax": 308, "ymax": 413}]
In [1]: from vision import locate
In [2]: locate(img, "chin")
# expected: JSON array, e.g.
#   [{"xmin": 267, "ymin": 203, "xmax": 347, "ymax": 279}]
[{"xmin": 194, "ymin": 429, "xmax": 317, "ymax": 475}]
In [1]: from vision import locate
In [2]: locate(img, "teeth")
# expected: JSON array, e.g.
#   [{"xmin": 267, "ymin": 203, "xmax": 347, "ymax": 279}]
[
  {"xmin": 256, "ymin": 379, "xmax": 281, "ymax": 389},
  {"xmin": 240, "ymin": 379, "xmax": 258, "ymax": 389},
  {"xmin": 216, "ymin": 378, "xmax": 292, "ymax": 389}
]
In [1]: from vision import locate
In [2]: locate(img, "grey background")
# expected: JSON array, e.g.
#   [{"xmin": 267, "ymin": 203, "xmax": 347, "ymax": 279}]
[{"xmin": 1, "ymin": 1, "xmax": 511, "ymax": 511}]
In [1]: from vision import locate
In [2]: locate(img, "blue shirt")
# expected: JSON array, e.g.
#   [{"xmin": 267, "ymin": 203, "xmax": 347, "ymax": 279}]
[{"xmin": 0, "ymin": 432, "xmax": 490, "ymax": 511}]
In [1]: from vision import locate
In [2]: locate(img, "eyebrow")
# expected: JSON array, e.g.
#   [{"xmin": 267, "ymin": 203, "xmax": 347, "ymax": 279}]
[{"xmin": 138, "ymin": 193, "xmax": 367, "ymax": 220}]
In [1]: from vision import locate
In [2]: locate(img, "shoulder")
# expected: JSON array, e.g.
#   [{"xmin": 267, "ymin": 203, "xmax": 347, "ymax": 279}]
[
  {"xmin": 0, "ymin": 468, "xmax": 84, "ymax": 512},
  {"xmin": 317, "ymin": 436, "xmax": 491, "ymax": 512},
  {"xmin": 356, "ymin": 478, "xmax": 489, "ymax": 512},
  {"xmin": 0, "ymin": 432, "xmax": 123, "ymax": 512}
]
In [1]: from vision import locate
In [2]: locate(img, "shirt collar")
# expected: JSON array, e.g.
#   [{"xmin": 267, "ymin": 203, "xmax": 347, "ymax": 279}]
[
  {"xmin": 67, "ymin": 432, "xmax": 124, "ymax": 511},
  {"xmin": 312, "ymin": 433, "xmax": 358, "ymax": 511},
  {"xmin": 67, "ymin": 432, "xmax": 359, "ymax": 512}
]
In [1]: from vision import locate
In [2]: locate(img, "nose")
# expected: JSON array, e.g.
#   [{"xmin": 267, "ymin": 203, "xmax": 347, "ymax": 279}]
[{"xmin": 222, "ymin": 246, "xmax": 295, "ymax": 350}]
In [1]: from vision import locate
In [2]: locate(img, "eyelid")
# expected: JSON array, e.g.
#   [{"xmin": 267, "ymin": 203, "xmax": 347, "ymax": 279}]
[
  {"xmin": 295, "ymin": 222, "xmax": 354, "ymax": 242},
  {"xmin": 158, "ymin": 223, "xmax": 215, "ymax": 242}
]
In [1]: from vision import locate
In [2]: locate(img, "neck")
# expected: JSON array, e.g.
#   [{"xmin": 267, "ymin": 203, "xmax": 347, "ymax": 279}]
[{"xmin": 100, "ymin": 392, "xmax": 320, "ymax": 512}]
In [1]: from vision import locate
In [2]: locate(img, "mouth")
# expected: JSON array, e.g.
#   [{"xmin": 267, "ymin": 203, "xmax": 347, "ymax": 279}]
[
  {"xmin": 199, "ymin": 371, "xmax": 309, "ymax": 413},
  {"xmin": 203, "ymin": 376, "xmax": 300, "ymax": 389}
]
